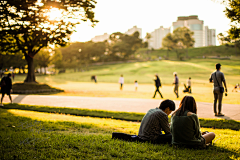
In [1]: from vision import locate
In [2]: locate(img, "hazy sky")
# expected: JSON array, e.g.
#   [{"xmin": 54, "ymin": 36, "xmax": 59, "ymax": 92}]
[{"xmin": 70, "ymin": 0, "xmax": 231, "ymax": 45}]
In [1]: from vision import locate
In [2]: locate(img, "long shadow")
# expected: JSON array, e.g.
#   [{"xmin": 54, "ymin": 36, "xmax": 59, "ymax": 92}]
[{"xmin": 12, "ymin": 95, "xmax": 28, "ymax": 103}]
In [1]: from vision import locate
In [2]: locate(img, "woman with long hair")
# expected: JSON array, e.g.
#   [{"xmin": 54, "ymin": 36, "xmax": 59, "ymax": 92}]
[{"xmin": 170, "ymin": 96, "xmax": 215, "ymax": 148}]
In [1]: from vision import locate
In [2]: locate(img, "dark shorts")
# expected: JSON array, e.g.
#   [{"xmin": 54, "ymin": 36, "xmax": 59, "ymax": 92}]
[{"xmin": 1, "ymin": 89, "xmax": 11, "ymax": 95}]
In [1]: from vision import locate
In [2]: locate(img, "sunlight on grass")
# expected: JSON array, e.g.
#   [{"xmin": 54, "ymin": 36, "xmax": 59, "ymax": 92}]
[
  {"xmin": 9, "ymin": 109, "xmax": 140, "ymax": 134},
  {"xmin": 7, "ymin": 109, "xmax": 240, "ymax": 154}
]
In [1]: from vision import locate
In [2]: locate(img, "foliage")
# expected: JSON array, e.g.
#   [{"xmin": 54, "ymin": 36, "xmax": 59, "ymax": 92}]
[
  {"xmin": 34, "ymin": 48, "xmax": 51, "ymax": 74},
  {"xmin": 162, "ymin": 27, "xmax": 195, "ymax": 60},
  {"xmin": 0, "ymin": 51, "xmax": 26, "ymax": 70},
  {"xmin": 51, "ymin": 49, "xmax": 63, "ymax": 70},
  {"xmin": 0, "ymin": 0, "xmax": 98, "ymax": 82},
  {"xmin": 108, "ymin": 31, "xmax": 142, "ymax": 60}
]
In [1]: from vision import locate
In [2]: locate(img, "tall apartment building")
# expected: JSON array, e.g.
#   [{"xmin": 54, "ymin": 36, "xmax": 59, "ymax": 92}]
[
  {"xmin": 148, "ymin": 26, "xmax": 170, "ymax": 49},
  {"xmin": 91, "ymin": 33, "xmax": 110, "ymax": 42},
  {"xmin": 172, "ymin": 15, "xmax": 205, "ymax": 47},
  {"xmin": 172, "ymin": 15, "xmax": 216, "ymax": 47},
  {"xmin": 125, "ymin": 26, "xmax": 142, "ymax": 39},
  {"xmin": 205, "ymin": 26, "xmax": 216, "ymax": 46}
]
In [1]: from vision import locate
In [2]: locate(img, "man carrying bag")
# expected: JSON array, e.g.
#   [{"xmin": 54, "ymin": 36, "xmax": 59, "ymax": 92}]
[{"xmin": 209, "ymin": 63, "xmax": 227, "ymax": 116}]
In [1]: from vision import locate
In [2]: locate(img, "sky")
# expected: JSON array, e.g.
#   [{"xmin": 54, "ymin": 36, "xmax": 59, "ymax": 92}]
[{"xmin": 70, "ymin": 0, "xmax": 231, "ymax": 46}]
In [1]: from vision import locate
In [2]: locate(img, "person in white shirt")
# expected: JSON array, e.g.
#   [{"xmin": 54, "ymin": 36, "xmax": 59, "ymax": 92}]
[{"xmin": 119, "ymin": 75, "xmax": 124, "ymax": 90}]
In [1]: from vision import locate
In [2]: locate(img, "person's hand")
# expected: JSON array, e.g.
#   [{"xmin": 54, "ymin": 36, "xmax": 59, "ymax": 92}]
[{"xmin": 10, "ymin": 89, "xmax": 12, "ymax": 92}]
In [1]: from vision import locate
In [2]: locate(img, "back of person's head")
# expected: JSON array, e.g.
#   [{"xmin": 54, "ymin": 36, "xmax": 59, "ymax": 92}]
[
  {"xmin": 8, "ymin": 73, "xmax": 11, "ymax": 77},
  {"xmin": 173, "ymin": 96, "xmax": 197, "ymax": 116},
  {"xmin": 159, "ymin": 99, "xmax": 175, "ymax": 111},
  {"xmin": 216, "ymin": 63, "xmax": 221, "ymax": 70},
  {"xmin": 173, "ymin": 72, "xmax": 177, "ymax": 76},
  {"xmin": 189, "ymin": 77, "xmax": 191, "ymax": 79}
]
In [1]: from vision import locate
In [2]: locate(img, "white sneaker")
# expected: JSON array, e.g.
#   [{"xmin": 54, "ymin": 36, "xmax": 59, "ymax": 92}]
[{"xmin": 0, "ymin": 103, "xmax": 3, "ymax": 106}]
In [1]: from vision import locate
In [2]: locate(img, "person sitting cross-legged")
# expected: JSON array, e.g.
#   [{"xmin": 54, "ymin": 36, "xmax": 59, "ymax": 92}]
[
  {"xmin": 138, "ymin": 99, "xmax": 175, "ymax": 144},
  {"xmin": 170, "ymin": 96, "xmax": 215, "ymax": 148}
]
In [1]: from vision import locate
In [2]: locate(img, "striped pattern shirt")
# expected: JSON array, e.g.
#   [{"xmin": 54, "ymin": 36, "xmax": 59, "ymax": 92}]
[{"xmin": 138, "ymin": 108, "xmax": 170, "ymax": 141}]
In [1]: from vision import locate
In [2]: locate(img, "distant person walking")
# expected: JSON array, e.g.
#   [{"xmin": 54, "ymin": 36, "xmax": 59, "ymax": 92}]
[
  {"xmin": 153, "ymin": 74, "xmax": 163, "ymax": 98},
  {"xmin": 119, "ymin": 74, "xmax": 124, "ymax": 90},
  {"xmin": 134, "ymin": 80, "xmax": 138, "ymax": 91},
  {"xmin": 0, "ymin": 73, "xmax": 13, "ymax": 106},
  {"xmin": 173, "ymin": 72, "xmax": 179, "ymax": 98},
  {"xmin": 209, "ymin": 63, "xmax": 227, "ymax": 116}
]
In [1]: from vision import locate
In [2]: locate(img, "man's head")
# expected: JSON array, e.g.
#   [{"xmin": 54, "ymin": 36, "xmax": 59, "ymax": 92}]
[
  {"xmin": 216, "ymin": 63, "xmax": 221, "ymax": 70},
  {"xmin": 173, "ymin": 72, "xmax": 177, "ymax": 77},
  {"xmin": 7, "ymin": 73, "xmax": 11, "ymax": 77},
  {"xmin": 159, "ymin": 99, "xmax": 175, "ymax": 115}
]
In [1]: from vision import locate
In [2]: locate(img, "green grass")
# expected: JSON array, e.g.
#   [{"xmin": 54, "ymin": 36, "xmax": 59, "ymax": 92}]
[
  {"xmin": 0, "ymin": 107, "xmax": 239, "ymax": 159},
  {"xmin": 2, "ymin": 103, "xmax": 240, "ymax": 131},
  {"xmin": 14, "ymin": 59, "xmax": 240, "ymax": 85},
  {"xmin": 136, "ymin": 46, "xmax": 240, "ymax": 60}
]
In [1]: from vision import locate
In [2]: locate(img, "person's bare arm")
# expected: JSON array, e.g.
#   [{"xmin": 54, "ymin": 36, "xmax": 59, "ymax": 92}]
[{"xmin": 223, "ymin": 81, "xmax": 227, "ymax": 92}]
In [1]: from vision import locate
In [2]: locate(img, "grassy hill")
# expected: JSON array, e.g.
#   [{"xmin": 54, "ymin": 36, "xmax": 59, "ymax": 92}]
[{"xmin": 135, "ymin": 45, "xmax": 240, "ymax": 60}]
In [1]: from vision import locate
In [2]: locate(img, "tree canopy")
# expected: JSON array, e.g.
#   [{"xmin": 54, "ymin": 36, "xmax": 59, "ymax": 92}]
[
  {"xmin": 162, "ymin": 27, "xmax": 195, "ymax": 59},
  {"xmin": 0, "ymin": 0, "xmax": 98, "ymax": 82}
]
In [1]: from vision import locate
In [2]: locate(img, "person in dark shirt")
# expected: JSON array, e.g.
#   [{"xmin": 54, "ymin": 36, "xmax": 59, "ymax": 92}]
[
  {"xmin": 138, "ymin": 99, "xmax": 175, "ymax": 144},
  {"xmin": 0, "ymin": 73, "xmax": 12, "ymax": 106},
  {"xmin": 153, "ymin": 74, "xmax": 163, "ymax": 98}
]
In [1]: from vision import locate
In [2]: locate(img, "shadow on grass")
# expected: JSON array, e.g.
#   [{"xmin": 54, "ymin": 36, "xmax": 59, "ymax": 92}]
[
  {"xmin": 2, "ymin": 103, "xmax": 240, "ymax": 131},
  {"xmin": 12, "ymin": 83, "xmax": 64, "ymax": 94}
]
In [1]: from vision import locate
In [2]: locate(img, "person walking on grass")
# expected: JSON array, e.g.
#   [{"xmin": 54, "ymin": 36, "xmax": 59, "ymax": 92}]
[
  {"xmin": 170, "ymin": 96, "xmax": 215, "ymax": 149},
  {"xmin": 173, "ymin": 72, "xmax": 179, "ymax": 98},
  {"xmin": 138, "ymin": 99, "xmax": 175, "ymax": 144},
  {"xmin": 152, "ymin": 74, "xmax": 163, "ymax": 98},
  {"xmin": 0, "ymin": 73, "xmax": 13, "ymax": 106},
  {"xmin": 119, "ymin": 74, "xmax": 124, "ymax": 90},
  {"xmin": 209, "ymin": 63, "xmax": 227, "ymax": 117}
]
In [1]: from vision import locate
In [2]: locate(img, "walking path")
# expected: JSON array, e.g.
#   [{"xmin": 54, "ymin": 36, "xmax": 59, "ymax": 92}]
[{"xmin": 2, "ymin": 94, "xmax": 240, "ymax": 121}]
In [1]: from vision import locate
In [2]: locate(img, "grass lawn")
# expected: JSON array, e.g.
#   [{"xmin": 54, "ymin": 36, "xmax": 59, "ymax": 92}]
[
  {"xmin": 0, "ymin": 106, "xmax": 239, "ymax": 159},
  {"xmin": 12, "ymin": 59, "xmax": 240, "ymax": 104}
]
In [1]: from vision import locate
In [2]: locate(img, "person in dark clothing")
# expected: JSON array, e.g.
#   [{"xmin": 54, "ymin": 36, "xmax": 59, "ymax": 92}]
[
  {"xmin": 153, "ymin": 74, "xmax": 163, "ymax": 98},
  {"xmin": 138, "ymin": 99, "xmax": 175, "ymax": 144},
  {"xmin": 0, "ymin": 73, "xmax": 12, "ymax": 106}
]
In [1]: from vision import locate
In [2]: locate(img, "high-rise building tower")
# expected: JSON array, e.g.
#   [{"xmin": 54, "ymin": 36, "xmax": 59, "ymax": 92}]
[
  {"xmin": 148, "ymin": 26, "xmax": 170, "ymax": 49},
  {"xmin": 172, "ymin": 15, "xmax": 205, "ymax": 47}
]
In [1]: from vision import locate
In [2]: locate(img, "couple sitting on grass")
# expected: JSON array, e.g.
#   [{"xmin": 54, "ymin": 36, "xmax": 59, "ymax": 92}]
[{"xmin": 138, "ymin": 96, "xmax": 215, "ymax": 148}]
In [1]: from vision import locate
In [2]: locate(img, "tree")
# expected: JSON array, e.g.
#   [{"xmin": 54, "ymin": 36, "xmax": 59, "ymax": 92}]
[
  {"xmin": 162, "ymin": 27, "xmax": 195, "ymax": 60},
  {"xmin": 0, "ymin": 0, "xmax": 98, "ymax": 82},
  {"xmin": 34, "ymin": 48, "xmax": 51, "ymax": 74},
  {"xmin": 162, "ymin": 33, "xmax": 176, "ymax": 58},
  {"xmin": 108, "ymin": 31, "xmax": 142, "ymax": 60},
  {"xmin": 51, "ymin": 49, "xmax": 63, "ymax": 70}
]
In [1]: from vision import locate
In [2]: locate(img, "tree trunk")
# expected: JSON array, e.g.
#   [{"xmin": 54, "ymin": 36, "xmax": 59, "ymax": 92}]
[
  {"xmin": 186, "ymin": 48, "xmax": 188, "ymax": 58},
  {"xmin": 24, "ymin": 54, "xmax": 36, "ymax": 83}
]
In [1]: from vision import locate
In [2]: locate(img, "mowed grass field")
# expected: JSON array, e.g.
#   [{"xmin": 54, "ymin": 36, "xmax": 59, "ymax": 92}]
[
  {"xmin": 1, "ymin": 106, "xmax": 240, "ymax": 159},
  {"xmin": 13, "ymin": 59, "xmax": 240, "ymax": 104}
]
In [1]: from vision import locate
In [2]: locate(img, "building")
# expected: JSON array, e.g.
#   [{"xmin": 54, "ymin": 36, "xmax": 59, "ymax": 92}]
[
  {"xmin": 125, "ymin": 26, "xmax": 142, "ymax": 39},
  {"xmin": 172, "ymin": 15, "xmax": 205, "ymax": 47},
  {"xmin": 91, "ymin": 33, "xmax": 110, "ymax": 42},
  {"xmin": 148, "ymin": 26, "xmax": 170, "ymax": 49},
  {"xmin": 205, "ymin": 26, "xmax": 216, "ymax": 46},
  {"xmin": 172, "ymin": 15, "xmax": 216, "ymax": 47}
]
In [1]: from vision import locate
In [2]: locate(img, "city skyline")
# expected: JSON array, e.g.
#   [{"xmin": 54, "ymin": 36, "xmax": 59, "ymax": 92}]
[{"xmin": 70, "ymin": 0, "xmax": 230, "ymax": 46}]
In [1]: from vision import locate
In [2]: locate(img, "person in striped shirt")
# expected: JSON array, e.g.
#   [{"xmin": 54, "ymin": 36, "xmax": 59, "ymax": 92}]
[{"xmin": 138, "ymin": 99, "xmax": 175, "ymax": 144}]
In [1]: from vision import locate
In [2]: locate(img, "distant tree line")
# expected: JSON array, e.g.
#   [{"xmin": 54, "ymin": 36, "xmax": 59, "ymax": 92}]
[{"xmin": 53, "ymin": 31, "xmax": 143, "ymax": 71}]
